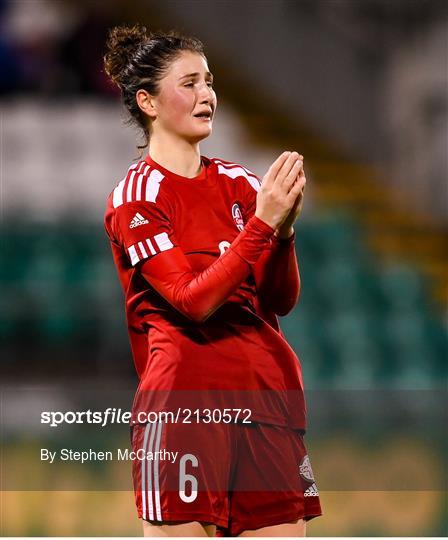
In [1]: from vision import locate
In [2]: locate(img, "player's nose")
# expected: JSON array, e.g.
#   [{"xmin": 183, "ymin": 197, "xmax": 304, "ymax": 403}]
[{"xmin": 198, "ymin": 82, "xmax": 214, "ymax": 102}]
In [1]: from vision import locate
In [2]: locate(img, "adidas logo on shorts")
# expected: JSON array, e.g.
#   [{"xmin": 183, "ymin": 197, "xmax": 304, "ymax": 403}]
[
  {"xmin": 304, "ymin": 482, "xmax": 319, "ymax": 497},
  {"xmin": 129, "ymin": 212, "xmax": 149, "ymax": 228}
]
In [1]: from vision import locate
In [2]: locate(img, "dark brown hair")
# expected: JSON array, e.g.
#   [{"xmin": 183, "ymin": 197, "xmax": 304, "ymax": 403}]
[{"xmin": 104, "ymin": 24, "xmax": 205, "ymax": 153}]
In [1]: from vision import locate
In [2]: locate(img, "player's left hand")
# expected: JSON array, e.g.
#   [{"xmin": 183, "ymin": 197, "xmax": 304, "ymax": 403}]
[{"xmin": 276, "ymin": 158, "xmax": 306, "ymax": 238}]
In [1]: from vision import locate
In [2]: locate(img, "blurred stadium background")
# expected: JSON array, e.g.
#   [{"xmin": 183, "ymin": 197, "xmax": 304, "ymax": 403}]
[{"xmin": 1, "ymin": 0, "xmax": 447, "ymax": 536}]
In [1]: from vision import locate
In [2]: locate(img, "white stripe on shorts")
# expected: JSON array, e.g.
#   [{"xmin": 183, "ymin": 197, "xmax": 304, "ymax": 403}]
[
  {"xmin": 153, "ymin": 421, "xmax": 163, "ymax": 521},
  {"xmin": 141, "ymin": 422, "xmax": 157, "ymax": 521}
]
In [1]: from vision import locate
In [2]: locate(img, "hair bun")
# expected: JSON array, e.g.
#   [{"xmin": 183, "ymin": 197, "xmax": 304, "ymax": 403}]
[{"xmin": 104, "ymin": 23, "xmax": 149, "ymax": 88}]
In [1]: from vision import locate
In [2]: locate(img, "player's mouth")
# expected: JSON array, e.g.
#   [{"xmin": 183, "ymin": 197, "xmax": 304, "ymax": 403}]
[{"xmin": 193, "ymin": 110, "xmax": 213, "ymax": 121}]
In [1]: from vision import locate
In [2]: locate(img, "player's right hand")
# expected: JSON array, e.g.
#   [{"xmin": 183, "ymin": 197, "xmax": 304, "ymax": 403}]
[{"xmin": 255, "ymin": 151, "xmax": 304, "ymax": 230}]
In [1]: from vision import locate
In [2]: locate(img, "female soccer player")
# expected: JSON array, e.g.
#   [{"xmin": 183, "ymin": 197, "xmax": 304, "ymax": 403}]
[{"xmin": 103, "ymin": 24, "xmax": 322, "ymax": 537}]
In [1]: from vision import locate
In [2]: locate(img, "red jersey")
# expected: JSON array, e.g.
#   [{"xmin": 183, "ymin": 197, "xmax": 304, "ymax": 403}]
[{"xmin": 104, "ymin": 154, "xmax": 307, "ymax": 429}]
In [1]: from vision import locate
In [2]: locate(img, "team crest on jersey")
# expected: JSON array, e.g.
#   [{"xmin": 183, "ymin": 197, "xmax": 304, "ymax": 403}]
[
  {"xmin": 299, "ymin": 455, "xmax": 315, "ymax": 483},
  {"xmin": 231, "ymin": 203, "xmax": 244, "ymax": 231}
]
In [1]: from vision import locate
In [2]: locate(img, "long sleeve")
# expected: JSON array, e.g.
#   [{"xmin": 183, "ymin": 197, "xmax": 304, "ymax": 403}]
[
  {"xmin": 139, "ymin": 215, "xmax": 275, "ymax": 323},
  {"xmin": 253, "ymin": 231, "xmax": 300, "ymax": 316}
]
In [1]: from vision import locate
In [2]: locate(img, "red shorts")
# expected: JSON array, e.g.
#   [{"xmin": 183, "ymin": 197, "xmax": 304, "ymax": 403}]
[{"xmin": 130, "ymin": 420, "xmax": 322, "ymax": 536}]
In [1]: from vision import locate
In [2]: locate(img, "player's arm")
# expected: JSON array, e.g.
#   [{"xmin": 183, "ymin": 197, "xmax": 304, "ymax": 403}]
[
  {"xmin": 139, "ymin": 215, "xmax": 274, "ymax": 323},
  {"xmin": 107, "ymin": 199, "xmax": 275, "ymax": 323}
]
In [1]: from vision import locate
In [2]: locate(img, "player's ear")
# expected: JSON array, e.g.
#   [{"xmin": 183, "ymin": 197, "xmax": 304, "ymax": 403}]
[{"xmin": 136, "ymin": 89, "xmax": 158, "ymax": 121}]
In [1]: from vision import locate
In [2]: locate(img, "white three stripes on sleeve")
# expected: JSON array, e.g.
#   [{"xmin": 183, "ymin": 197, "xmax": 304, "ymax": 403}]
[{"xmin": 127, "ymin": 233, "xmax": 174, "ymax": 266}]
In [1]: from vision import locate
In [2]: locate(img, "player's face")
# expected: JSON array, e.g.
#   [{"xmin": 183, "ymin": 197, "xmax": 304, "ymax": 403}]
[{"xmin": 153, "ymin": 51, "xmax": 217, "ymax": 142}]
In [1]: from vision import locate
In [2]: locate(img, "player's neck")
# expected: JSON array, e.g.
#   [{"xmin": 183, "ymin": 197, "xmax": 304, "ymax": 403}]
[{"xmin": 148, "ymin": 134, "xmax": 202, "ymax": 178}]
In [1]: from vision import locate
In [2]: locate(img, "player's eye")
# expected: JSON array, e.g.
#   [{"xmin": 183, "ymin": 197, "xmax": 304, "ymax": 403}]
[{"xmin": 184, "ymin": 81, "xmax": 214, "ymax": 88}]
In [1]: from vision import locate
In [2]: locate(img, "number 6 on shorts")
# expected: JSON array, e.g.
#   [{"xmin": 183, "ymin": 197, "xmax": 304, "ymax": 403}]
[{"xmin": 179, "ymin": 453, "xmax": 198, "ymax": 503}]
